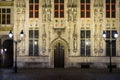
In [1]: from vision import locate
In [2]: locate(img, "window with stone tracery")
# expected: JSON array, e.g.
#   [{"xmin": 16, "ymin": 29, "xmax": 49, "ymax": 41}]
[
  {"xmin": 80, "ymin": 0, "xmax": 90, "ymax": 18},
  {"xmin": 29, "ymin": 30, "xmax": 39, "ymax": 56},
  {"xmin": 54, "ymin": 0, "xmax": 64, "ymax": 18},
  {"xmin": 80, "ymin": 30, "xmax": 91, "ymax": 56},
  {"xmin": 105, "ymin": 30, "xmax": 117, "ymax": 56},
  {"xmin": 106, "ymin": 0, "xmax": 116, "ymax": 18},
  {"xmin": 29, "ymin": 0, "xmax": 39, "ymax": 18},
  {"xmin": 0, "ymin": 8, "xmax": 11, "ymax": 24}
]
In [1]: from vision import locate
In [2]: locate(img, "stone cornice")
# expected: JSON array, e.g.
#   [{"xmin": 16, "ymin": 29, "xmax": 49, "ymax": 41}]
[
  {"xmin": 0, "ymin": 1, "xmax": 13, "ymax": 6},
  {"xmin": 0, "ymin": 27, "xmax": 13, "ymax": 31}
]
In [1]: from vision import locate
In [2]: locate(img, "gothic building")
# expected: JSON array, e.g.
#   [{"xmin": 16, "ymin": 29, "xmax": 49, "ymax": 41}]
[{"xmin": 0, "ymin": 0, "xmax": 120, "ymax": 69}]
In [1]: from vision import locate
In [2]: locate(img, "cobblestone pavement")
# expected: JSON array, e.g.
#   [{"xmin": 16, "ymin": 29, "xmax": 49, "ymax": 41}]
[{"xmin": 1, "ymin": 68, "xmax": 120, "ymax": 80}]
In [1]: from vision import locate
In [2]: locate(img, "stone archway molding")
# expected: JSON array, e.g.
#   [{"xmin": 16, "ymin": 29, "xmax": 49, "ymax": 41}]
[{"xmin": 49, "ymin": 37, "xmax": 69, "ymax": 68}]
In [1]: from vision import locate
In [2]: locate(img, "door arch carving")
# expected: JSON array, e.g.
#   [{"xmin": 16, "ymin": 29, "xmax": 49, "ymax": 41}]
[{"xmin": 50, "ymin": 37, "xmax": 69, "ymax": 68}]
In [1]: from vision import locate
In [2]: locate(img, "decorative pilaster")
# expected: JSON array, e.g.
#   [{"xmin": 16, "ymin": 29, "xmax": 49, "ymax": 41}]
[
  {"xmin": 94, "ymin": 0, "xmax": 103, "ymax": 56},
  {"xmin": 15, "ymin": 0, "xmax": 26, "ymax": 55},
  {"xmin": 42, "ymin": 24, "xmax": 47, "ymax": 54},
  {"xmin": 73, "ymin": 24, "xmax": 77, "ymax": 53},
  {"xmin": 67, "ymin": 0, "xmax": 77, "ymax": 22}
]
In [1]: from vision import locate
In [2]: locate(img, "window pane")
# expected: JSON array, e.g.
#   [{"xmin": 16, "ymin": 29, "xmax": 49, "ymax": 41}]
[
  {"xmin": 112, "ymin": 40, "xmax": 116, "ymax": 48},
  {"xmin": 106, "ymin": 5, "xmax": 110, "ymax": 10},
  {"xmin": 35, "ymin": 0, "xmax": 39, "ymax": 3},
  {"xmin": 35, "ymin": 5, "xmax": 39, "ymax": 10},
  {"xmin": 34, "ymin": 30, "xmax": 39, "ymax": 38},
  {"xmin": 7, "ymin": 9, "xmax": 10, "ymax": 13},
  {"xmin": 55, "ymin": 5, "xmax": 58, "ymax": 10},
  {"xmin": 29, "ymin": 12, "xmax": 33, "ymax": 18},
  {"xmin": 35, "ymin": 12, "xmax": 39, "ymax": 18},
  {"xmin": 86, "ymin": 46, "xmax": 90, "ymax": 56},
  {"xmin": 106, "ymin": 12, "xmax": 110, "ymax": 18},
  {"xmin": 29, "ymin": 5, "xmax": 33, "ymax": 10},
  {"xmin": 29, "ymin": 0, "xmax": 33, "ymax": 3},
  {"xmin": 2, "ymin": 14, "xmax": 5, "ymax": 24},
  {"xmin": 81, "ymin": 5, "xmax": 84, "ymax": 10},
  {"xmin": 34, "ymin": 40, "xmax": 39, "ymax": 56},
  {"xmin": 81, "ymin": 40, "xmax": 85, "ymax": 47},
  {"xmin": 7, "ymin": 14, "xmax": 10, "ymax": 24},
  {"xmin": 112, "ymin": 40, "xmax": 116, "ymax": 56},
  {"xmin": 60, "ymin": 11, "xmax": 64, "ymax": 17},
  {"xmin": 81, "ymin": 0, "xmax": 85, "ymax": 3},
  {"xmin": 54, "ymin": 0, "xmax": 58, "ymax": 3},
  {"xmin": 29, "ymin": 30, "xmax": 33, "ymax": 38},
  {"xmin": 86, "ymin": 0, "xmax": 90, "ymax": 3},
  {"xmin": 29, "ymin": 40, "xmax": 33, "ymax": 56},
  {"xmin": 81, "ymin": 40, "xmax": 85, "ymax": 56},
  {"xmin": 81, "ymin": 30, "xmax": 85, "ymax": 38},
  {"xmin": 112, "ymin": 12, "xmax": 115, "ymax": 18},
  {"xmin": 2, "ymin": 9, "xmax": 6, "ymax": 13},
  {"xmin": 106, "ymin": 30, "xmax": 110, "ymax": 38},
  {"xmin": 60, "ymin": 5, "xmax": 64, "ymax": 10},
  {"xmin": 112, "ymin": 5, "xmax": 115, "ymax": 10},
  {"xmin": 86, "ymin": 30, "xmax": 90, "ymax": 38},
  {"xmin": 112, "ymin": 30, "xmax": 117, "ymax": 38},
  {"xmin": 106, "ymin": 0, "xmax": 110, "ymax": 3},
  {"xmin": 106, "ymin": 40, "xmax": 110, "ymax": 56},
  {"xmin": 54, "ymin": 12, "xmax": 58, "ymax": 17},
  {"xmin": 111, "ymin": 0, "xmax": 115, "ymax": 3},
  {"xmin": 86, "ymin": 12, "xmax": 90, "ymax": 18},
  {"xmin": 81, "ymin": 12, "xmax": 85, "ymax": 17},
  {"xmin": 60, "ymin": 0, "xmax": 64, "ymax": 3},
  {"xmin": 81, "ymin": 48, "xmax": 85, "ymax": 56},
  {"xmin": 86, "ymin": 5, "xmax": 90, "ymax": 10}
]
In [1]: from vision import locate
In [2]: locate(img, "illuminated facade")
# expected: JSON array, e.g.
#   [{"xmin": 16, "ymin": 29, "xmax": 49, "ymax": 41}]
[{"xmin": 0, "ymin": 0, "xmax": 120, "ymax": 68}]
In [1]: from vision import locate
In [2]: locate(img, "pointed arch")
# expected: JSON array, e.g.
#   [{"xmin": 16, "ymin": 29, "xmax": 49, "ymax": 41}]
[{"xmin": 49, "ymin": 37, "xmax": 69, "ymax": 68}]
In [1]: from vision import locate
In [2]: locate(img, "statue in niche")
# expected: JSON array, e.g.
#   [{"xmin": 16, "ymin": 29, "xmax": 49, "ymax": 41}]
[
  {"xmin": 94, "ymin": 24, "xmax": 103, "ymax": 55},
  {"xmin": 73, "ymin": 8, "xmax": 77, "ymax": 21},
  {"xmin": 68, "ymin": 9, "xmax": 72, "ymax": 21},
  {"xmin": 47, "ymin": 8, "xmax": 51, "ymax": 22},
  {"xmin": 73, "ymin": 24, "xmax": 77, "ymax": 53},
  {"xmin": 42, "ymin": 24, "xmax": 47, "ymax": 53},
  {"xmin": 42, "ymin": 8, "xmax": 46, "ymax": 22},
  {"xmin": 42, "ymin": 8, "xmax": 51, "ymax": 22},
  {"xmin": 73, "ymin": 37, "xmax": 77, "ymax": 52},
  {"xmin": 94, "ymin": 9, "xmax": 98, "ymax": 22},
  {"xmin": 42, "ymin": 39, "xmax": 46, "ymax": 53},
  {"xmin": 42, "ymin": 0, "xmax": 51, "ymax": 22}
]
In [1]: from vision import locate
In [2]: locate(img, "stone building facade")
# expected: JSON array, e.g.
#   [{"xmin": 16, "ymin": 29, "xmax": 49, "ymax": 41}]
[{"xmin": 0, "ymin": 0, "xmax": 120, "ymax": 68}]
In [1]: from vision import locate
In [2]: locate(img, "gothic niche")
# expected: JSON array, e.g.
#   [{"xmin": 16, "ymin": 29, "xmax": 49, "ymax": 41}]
[
  {"xmin": 73, "ymin": 24, "xmax": 77, "ymax": 53},
  {"xmin": 67, "ymin": 0, "xmax": 77, "ymax": 22},
  {"xmin": 42, "ymin": 0, "xmax": 51, "ymax": 22},
  {"xmin": 16, "ymin": 0, "xmax": 26, "ymax": 54},
  {"xmin": 42, "ymin": 24, "xmax": 47, "ymax": 53},
  {"xmin": 93, "ymin": 0, "xmax": 104, "ymax": 56}
]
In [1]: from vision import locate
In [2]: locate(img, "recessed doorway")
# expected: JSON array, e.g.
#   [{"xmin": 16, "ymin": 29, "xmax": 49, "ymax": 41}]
[{"xmin": 54, "ymin": 43, "xmax": 64, "ymax": 68}]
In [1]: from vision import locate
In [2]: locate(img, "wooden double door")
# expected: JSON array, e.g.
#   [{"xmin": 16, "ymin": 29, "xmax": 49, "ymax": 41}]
[{"xmin": 54, "ymin": 43, "xmax": 64, "ymax": 68}]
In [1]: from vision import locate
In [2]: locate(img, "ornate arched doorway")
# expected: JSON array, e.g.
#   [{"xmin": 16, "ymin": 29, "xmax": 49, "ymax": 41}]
[
  {"xmin": 50, "ymin": 37, "xmax": 69, "ymax": 68},
  {"xmin": 54, "ymin": 43, "xmax": 64, "ymax": 68}
]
